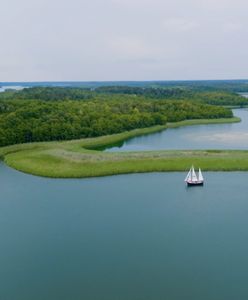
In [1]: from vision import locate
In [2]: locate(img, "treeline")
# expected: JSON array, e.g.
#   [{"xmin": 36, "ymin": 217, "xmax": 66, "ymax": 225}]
[
  {"xmin": 0, "ymin": 98, "xmax": 232, "ymax": 147},
  {"xmin": 150, "ymin": 80, "xmax": 248, "ymax": 93},
  {"xmin": 95, "ymin": 86, "xmax": 248, "ymax": 106},
  {"xmin": 95, "ymin": 86, "xmax": 191, "ymax": 98},
  {"xmin": 2, "ymin": 79, "xmax": 248, "ymax": 92},
  {"xmin": 0, "ymin": 87, "xmax": 93, "ymax": 101},
  {"xmin": 1, "ymin": 86, "xmax": 247, "ymax": 106},
  {"xmin": 193, "ymin": 92, "xmax": 248, "ymax": 106}
]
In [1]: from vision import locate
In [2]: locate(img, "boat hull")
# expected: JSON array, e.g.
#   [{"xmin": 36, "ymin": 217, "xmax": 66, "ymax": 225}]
[{"xmin": 187, "ymin": 181, "xmax": 204, "ymax": 186}]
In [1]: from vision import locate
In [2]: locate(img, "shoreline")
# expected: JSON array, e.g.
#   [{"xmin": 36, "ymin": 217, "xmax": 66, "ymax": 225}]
[{"xmin": 0, "ymin": 116, "xmax": 244, "ymax": 178}]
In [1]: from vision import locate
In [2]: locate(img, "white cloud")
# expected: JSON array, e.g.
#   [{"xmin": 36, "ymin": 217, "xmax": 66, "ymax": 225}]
[
  {"xmin": 162, "ymin": 18, "xmax": 199, "ymax": 33},
  {"xmin": 110, "ymin": 0, "xmax": 155, "ymax": 7},
  {"xmin": 108, "ymin": 36, "xmax": 159, "ymax": 60},
  {"xmin": 222, "ymin": 22, "xmax": 243, "ymax": 33},
  {"xmin": 1, "ymin": 0, "xmax": 248, "ymax": 81}
]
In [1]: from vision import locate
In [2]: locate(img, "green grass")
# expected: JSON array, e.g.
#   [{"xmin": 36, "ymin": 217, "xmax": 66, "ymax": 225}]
[
  {"xmin": 166, "ymin": 116, "xmax": 240, "ymax": 128},
  {"xmin": 0, "ymin": 116, "xmax": 244, "ymax": 178}
]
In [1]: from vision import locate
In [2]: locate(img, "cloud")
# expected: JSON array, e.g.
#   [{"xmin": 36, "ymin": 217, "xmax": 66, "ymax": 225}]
[
  {"xmin": 1, "ymin": 0, "xmax": 248, "ymax": 81},
  {"xmin": 108, "ymin": 36, "xmax": 159, "ymax": 60},
  {"xmin": 222, "ymin": 22, "xmax": 243, "ymax": 33},
  {"xmin": 162, "ymin": 18, "xmax": 199, "ymax": 33},
  {"xmin": 110, "ymin": 0, "xmax": 155, "ymax": 7}
]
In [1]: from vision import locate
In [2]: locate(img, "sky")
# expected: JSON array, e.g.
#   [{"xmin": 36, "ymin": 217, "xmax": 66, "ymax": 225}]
[{"xmin": 1, "ymin": 0, "xmax": 248, "ymax": 81}]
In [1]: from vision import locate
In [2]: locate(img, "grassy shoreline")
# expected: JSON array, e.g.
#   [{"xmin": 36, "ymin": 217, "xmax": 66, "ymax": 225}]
[{"xmin": 0, "ymin": 116, "xmax": 244, "ymax": 178}]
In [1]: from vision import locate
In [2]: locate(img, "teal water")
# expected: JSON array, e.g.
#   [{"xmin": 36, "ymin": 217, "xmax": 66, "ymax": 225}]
[
  {"xmin": 106, "ymin": 109, "xmax": 248, "ymax": 151},
  {"xmin": 1, "ymin": 162, "xmax": 248, "ymax": 300}
]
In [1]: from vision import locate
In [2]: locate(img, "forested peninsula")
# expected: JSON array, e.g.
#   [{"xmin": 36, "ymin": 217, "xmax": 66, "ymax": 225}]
[
  {"xmin": 0, "ymin": 87, "xmax": 238, "ymax": 147},
  {"xmin": 0, "ymin": 86, "xmax": 246, "ymax": 178}
]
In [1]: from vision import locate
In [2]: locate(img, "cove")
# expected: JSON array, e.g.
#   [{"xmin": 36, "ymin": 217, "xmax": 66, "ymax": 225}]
[{"xmin": 106, "ymin": 108, "xmax": 248, "ymax": 151}]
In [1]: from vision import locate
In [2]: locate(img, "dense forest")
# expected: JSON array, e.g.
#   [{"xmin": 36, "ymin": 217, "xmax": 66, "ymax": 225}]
[
  {"xmin": 0, "ymin": 94, "xmax": 232, "ymax": 147},
  {"xmin": 95, "ymin": 87, "xmax": 248, "ymax": 106},
  {"xmin": 1, "ymin": 86, "xmax": 247, "ymax": 106},
  {"xmin": 152, "ymin": 80, "xmax": 248, "ymax": 92}
]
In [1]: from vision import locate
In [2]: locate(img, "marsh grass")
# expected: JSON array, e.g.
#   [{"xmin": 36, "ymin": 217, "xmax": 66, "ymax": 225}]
[{"xmin": 0, "ymin": 116, "xmax": 245, "ymax": 178}]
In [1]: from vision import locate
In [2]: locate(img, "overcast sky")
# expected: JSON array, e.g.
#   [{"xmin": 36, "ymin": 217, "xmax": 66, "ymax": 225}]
[{"xmin": 1, "ymin": 0, "xmax": 248, "ymax": 81}]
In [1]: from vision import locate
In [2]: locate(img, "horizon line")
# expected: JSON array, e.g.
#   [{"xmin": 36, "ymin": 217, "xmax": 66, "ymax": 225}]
[{"xmin": 1, "ymin": 78, "xmax": 248, "ymax": 84}]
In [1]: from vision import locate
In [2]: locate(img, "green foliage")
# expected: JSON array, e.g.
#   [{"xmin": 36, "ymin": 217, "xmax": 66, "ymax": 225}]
[
  {"xmin": 0, "ymin": 87, "xmax": 93, "ymax": 101},
  {"xmin": 0, "ymin": 95, "xmax": 233, "ymax": 147},
  {"xmin": 98, "ymin": 87, "xmax": 248, "ymax": 106},
  {"xmin": 1, "ymin": 86, "xmax": 247, "ymax": 106},
  {"xmin": 193, "ymin": 92, "xmax": 248, "ymax": 106},
  {"xmin": 0, "ymin": 86, "xmax": 235, "ymax": 147},
  {"xmin": 95, "ymin": 86, "xmax": 191, "ymax": 98}
]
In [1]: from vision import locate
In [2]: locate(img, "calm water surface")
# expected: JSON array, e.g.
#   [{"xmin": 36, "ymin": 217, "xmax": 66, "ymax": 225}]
[
  {"xmin": 1, "ymin": 163, "xmax": 248, "ymax": 300},
  {"xmin": 2, "ymin": 107, "xmax": 248, "ymax": 299},
  {"xmin": 107, "ymin": 109, "xmax": 248, "ymax": 151}
]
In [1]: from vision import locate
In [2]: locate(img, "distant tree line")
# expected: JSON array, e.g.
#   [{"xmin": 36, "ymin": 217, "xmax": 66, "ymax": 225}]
[
  {"xmin": 94, "ymin": 86, "xmax": 248, "ymax": 106},
  {"xmin": 1, "ymin": 86, "xmax": 247, "ymax": 106},
  {"xmin": 95, "ymin": 86, "xmax": 192, "ymax": 98},
  {"xmin": 0, "ymin": 87, "xmax": 93, "ymax": 101}
]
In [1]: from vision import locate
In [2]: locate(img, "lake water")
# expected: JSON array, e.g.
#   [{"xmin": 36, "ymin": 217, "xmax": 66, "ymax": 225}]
[
  {"xmin": 106, "ymin": 109, "xmax": 248, "ymax": 151},
  {"xmin": 239, "ymin": 93, "xmax": 248, "ymax": 98},
  {"xmin": 2, "ymin": 107, "xmax": 248, "ymax": 299},
  {"xmin": 2, "ymin": 163, "xmax": 248, "ymax": 300}
]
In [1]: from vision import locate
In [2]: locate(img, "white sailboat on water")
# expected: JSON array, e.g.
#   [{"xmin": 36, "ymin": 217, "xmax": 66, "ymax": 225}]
[{"xmin": 184, "ymin": 166, "xmax": 204, "ymax": 186}]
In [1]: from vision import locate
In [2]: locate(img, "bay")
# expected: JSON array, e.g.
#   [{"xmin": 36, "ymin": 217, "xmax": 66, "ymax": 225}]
[{"xmin": 106, "ymin": 109, "xmax": 248, "ymax": 151}]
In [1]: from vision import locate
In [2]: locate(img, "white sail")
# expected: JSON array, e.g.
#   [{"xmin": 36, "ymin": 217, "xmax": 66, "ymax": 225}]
[
  {"xmin": 198, "ymin": 168, "xmax": 204, "ymax": 181},
  {"xmin": 191, "ymin": 166, "xmax": 198, "ymax": 182},
  {"xmin": 185, "ymin": 166, "xmax": 204, "ymax": 185},
  {"xmin": 184, "ymin": 168, "xmax": 192, "ymax": 182}
]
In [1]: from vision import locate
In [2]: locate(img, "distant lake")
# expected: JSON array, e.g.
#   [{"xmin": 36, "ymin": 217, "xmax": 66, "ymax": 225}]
[
  {"xmin": 106, "ymin": 109, "xmax": 248, "ymax": 151},
  {"xmin": 0, "ymin": 86, "xmax": 24, "ymax": 92},
  {"xmin": 2, "ymin": 163, "xmax": 248, "ymax": 300},
  {"xmin": 239, "ymin": 93, "xmax": 248, "ymax": 98}
]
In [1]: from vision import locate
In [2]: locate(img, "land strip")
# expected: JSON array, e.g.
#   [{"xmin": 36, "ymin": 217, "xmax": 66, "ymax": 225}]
[{"xmin": 0, "ymin": 116, "xmax": 244, "ymax": 178}]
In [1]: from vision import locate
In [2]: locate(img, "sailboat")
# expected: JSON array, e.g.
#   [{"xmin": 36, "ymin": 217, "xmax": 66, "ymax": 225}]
[{"xmin": 184, "ymin": 166, "xmax": 204, "ymax": 186}]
